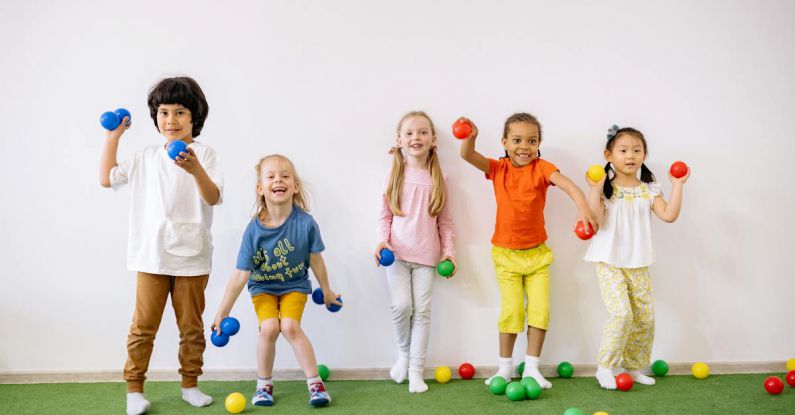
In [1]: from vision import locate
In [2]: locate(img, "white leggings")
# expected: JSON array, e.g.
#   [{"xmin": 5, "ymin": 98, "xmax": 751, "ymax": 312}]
[{"xmin": 385, "ymin": 259, "xmax": 435, "ymax": 369}]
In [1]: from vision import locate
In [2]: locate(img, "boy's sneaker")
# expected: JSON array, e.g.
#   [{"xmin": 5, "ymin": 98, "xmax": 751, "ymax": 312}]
[
  {"xmin": 252, "ymin": 384, "xmax": 274, "ymax": 406},
  {"xmin": 308, "ymin": 381, "xmax": 330, "ymax": 407}
]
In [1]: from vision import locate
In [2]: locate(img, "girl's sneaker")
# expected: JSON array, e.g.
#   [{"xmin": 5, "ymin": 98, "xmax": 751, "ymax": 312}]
[
  {"xmin": 308, "ymin": 381, "xmax": 330, "ymax": 407},
  {"xmin": 252, "ymin": 384, "xmax": 274, "ymax": 406}
]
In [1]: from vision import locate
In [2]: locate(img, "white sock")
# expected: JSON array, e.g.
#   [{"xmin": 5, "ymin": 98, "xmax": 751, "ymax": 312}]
[
  {"xmin": 485, "ymin": 357, "xmax": 513, "ymax": 385},
  {"xmin": 595, "ymin": 366, "xmax": 616, "ymax": 390},
  {"xmin": 522, "ymin": 355, "xmax": 552, "ymax": 389},
  {"xmin": 306, "ymin": 375, "xmax": 322, "ymax": 386},
  {"xmin": 408, "ymin": 368, "xmax": 428, "ymax": 393},
  {"xmin": 181, "ymin": 387, "xmax": 213, "ymax": 407},
  {"xmin": 256, "ymin": 377, "xmax": 273, "ymax": 390},
  {"xmin": 629, "ymin": 370, "xmax": 656, "ymax": 385},
  {"xmin": 126, "ymin": 392, "xmax": 150, "ymax": 415},
  {"xmin": 390, "ymin": 352, "xmax": 409, "ymax": 384}
]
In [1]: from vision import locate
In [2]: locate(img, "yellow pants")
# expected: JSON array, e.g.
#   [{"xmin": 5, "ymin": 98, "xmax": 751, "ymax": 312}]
[
  {"xmin": 492, "ymin": 244, "xmax": 554, "ymax": 333},
  {"xmin": 252, "ymin": 291, "xmax": 307, "ymax": 323},
  {"xmin": 596, "ymin": 262, "xmax": 655, "ymax": 370}
]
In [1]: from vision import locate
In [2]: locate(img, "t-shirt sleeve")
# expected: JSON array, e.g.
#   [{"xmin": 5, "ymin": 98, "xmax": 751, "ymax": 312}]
[
  {"xmin": 540, "ymin": 159, "xmax": 559, "ymax": 186},
  {"xmin": 235, "ymin": 222, "xmax": 254, "ymax": 271},
  {"xmin": 109, "ymin": 154, "xmax": 135, "ymax": 191},
  {"xmin": 485, "ymin": 158, "xmax": 500, "ymax": 180},
  {"xmin": 308, "ymin": 217, "xmax": 325, "ymax": 253},
  {"xmin": 200, "ymin": 145, "xmax": 225, "ymax": 205}
]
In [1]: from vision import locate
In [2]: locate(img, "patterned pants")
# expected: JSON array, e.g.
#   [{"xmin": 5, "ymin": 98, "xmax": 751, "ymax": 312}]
[{"xmin": 596, "ymin": 263, "xmax": 655, "ymax": 370}]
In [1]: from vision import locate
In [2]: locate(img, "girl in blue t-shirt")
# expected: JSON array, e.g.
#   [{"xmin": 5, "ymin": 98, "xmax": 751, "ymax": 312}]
[{"xmin": 213, "ymin": 154, "xmax": 341, "ymax": 407}]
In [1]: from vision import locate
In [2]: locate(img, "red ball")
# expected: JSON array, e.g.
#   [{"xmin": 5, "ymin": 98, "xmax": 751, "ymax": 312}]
[
  {"xmin": 574, "ymin": 221, "xmax": 595, "ymax": 240},
  {"xmin": 458, "ymin": 363, "xmax": 475, "ymax": 380},
  {"xmin": 670, "ymin": 161, "xmax": 688, "ymax": 179},
  {"xmin": 452, "ymin": 119, "xmax": 472, "ymax": 139},
  {"xmin": 764, "ymin": 376, "xmax": 784, "ymax": 395},
  {"xmin": 615, "ymin": 373, "xmax": 634, "ymax": 391},
  {"xmin": 786, "ymin": 371, "xmax": 795, "ymax": 387}
]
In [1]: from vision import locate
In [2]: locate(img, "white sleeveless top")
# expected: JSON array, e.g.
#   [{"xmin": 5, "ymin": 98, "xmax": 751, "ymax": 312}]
[{"xmin": 584, "ymin": 182, "xmax": 661, "ymax": 268}]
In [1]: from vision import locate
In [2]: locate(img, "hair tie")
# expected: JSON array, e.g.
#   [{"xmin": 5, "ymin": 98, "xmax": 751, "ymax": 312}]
[{"xmin": 606, "ymin": 124, "xmax": 620, "ymax": 140}]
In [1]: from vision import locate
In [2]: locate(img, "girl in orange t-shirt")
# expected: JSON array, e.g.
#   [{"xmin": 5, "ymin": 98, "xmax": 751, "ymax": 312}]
[{"xmin": 459, "ymin": 112, "xmax": 597, "ymax": 389}]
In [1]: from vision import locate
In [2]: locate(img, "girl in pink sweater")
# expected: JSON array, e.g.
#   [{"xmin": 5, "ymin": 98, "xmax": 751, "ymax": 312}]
[{"xmin": 375, "ymin": 111, "xmax": 456, "ymax": 393}]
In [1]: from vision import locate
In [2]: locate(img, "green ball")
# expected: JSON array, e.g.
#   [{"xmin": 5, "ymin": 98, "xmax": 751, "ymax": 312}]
[
  {"xmin": 522, "ymin": 377, "xmax": 541, "ymax": 399},
  {"xmin": 505, "ymin": 381, "xmax": 526, "ymax": 401},
  {"xmin": 517, "ymin": 361, "xmax": 525, "ymax": 377},
  {"xmin": 652, "ymin": 359, "xmax": 669, "ymax": 377},
  {"xmin": 557, "ymin": 361, "xmax": 574, "ymax": 378},
  {"xmin": 317, "ymin": 364, "xmax": 330, "ymax": 381},
  {"xmin": 488, "ymin": 376, "xmax": 508, "ymax": 395},
  {"xmin": 436, "ymin": 260, "xmax": 455, "ymax": 277},
  {"xmin": 563, "ymin": 408, "xmax": 584, "ymax": 415}
]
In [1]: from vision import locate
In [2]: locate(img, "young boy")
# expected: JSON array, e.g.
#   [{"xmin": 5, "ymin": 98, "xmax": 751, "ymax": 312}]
[{"xmin": 99, "ymin": 77, "xmax": 223, "ymax": 415}]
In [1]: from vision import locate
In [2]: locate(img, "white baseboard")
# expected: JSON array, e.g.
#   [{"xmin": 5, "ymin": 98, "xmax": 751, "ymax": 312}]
[{"xmin": 0, "ymin": 361, "xmax": 785, "ymax": 384}]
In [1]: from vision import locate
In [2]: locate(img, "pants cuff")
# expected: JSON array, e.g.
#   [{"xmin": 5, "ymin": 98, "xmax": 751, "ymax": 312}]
[
  {"xmin": 181, "ymin": 375, "xmax": 198, "ymax": 389},
  {"xmin": 126, "ymin": 380, "xmax": 144, "ymax": 393}
]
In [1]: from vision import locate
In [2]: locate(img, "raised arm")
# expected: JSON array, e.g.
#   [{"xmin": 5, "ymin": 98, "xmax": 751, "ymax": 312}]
[
  {"xmin": 585, "ymin": 171, "xmax": 607, "ymax": 228},
  {"xmin": 457, "ymin": 118, "xmax": 489, "ymax": 173},
  {"xmin": 652, "ymin": 168, "xmax": 690, "ymax": 223},
  {"xmin": 99, "ymin": 117, "xmax": 130, "ymax": 187}
]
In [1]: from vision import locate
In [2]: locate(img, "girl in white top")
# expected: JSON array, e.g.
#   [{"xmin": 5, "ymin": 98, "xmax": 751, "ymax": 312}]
[{"xmin": 584, "ymin": 126, "xmax": 689, "ymax": 390}]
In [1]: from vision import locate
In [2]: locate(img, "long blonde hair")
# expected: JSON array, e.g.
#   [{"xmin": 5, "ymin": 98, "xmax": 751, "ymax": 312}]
[
  {"xmin": 254, "ymin": 154, "xmax": 310, "ymax": 221},
  {"xmin": 387, "ymin": 111, "xmax": 446, "ymax": 217}
]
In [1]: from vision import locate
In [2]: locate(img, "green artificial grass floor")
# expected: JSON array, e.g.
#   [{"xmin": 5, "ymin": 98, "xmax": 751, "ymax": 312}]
[{"xmin": 0, "ymin": 374, "xmax": 792, "ymax": 414}]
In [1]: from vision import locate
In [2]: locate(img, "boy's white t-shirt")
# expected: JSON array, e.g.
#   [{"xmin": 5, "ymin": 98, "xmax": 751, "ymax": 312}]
[
  {"xmin": 584, "ymin": 182, "xmax": 661, "ymax": 269},
  {"xmin": 110, "ymin": 140, "xmax": 224, "ymax": 276}
]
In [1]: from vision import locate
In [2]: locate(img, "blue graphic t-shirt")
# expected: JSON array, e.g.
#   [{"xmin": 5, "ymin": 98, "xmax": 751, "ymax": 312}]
[{"xmin": 236, "ymin": 207, "xmax": 325, "ymax": 296}]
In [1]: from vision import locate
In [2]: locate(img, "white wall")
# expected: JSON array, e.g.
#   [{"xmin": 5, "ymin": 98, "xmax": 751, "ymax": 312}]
[{"xmin": 1, "ymin": 0, "xmax": 793, "ymax": 374}]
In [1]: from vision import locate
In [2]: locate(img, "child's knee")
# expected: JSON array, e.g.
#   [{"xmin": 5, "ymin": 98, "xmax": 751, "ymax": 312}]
[
  {"xmin": 279, "ymin": 319, "xmax": 303, "ymax": 340},
  {"xmin": 259, "ymin": 319, "xmax": 280, "ymax": 341}
]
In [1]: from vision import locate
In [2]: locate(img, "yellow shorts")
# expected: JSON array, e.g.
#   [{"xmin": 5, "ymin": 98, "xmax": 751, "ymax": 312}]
[
  {"xmin": 251, "ymin": 291, "xmax": 307, "ymax": 323},
  {"xmin": 492, "ymin": 244, "xmax": 554, "ymax": 333}
]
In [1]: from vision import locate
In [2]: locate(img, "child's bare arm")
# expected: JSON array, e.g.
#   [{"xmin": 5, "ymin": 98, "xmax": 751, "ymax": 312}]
[
  {"xmin": 310, "ymin": 253, "xmax": 341, "ymax": 307},
  {"xmin": 652, "ymin": 168, "xmax": 690, "ymax": 222},
  {"xmin": 551, "ymin": 171, "xmax": 599, "ymax": 233},
  {"xmin": 211, "ymin": 269, "xmax": 250, "ymax": 334},
  {"xmin": 99, "ymin": 118, "xmax": 130, "ymax": 187},
  {"xmin": 457, "ymin": 118, "xmax": 489, "ymax": 173}
]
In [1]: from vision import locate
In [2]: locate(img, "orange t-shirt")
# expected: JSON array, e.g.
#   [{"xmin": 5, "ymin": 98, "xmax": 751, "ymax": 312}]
[{"xmin": 486, "ymin": 157, "xmax": 559, "ymax": 249}]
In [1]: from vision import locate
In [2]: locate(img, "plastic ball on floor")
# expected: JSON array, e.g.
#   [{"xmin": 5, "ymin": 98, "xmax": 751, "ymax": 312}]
[
  {"xmin": 615, "ymin": 373, "xmax": 633, "ymax": 391},
  {"xmin": 517, "ymin": 361, "xmax": 525, "ymax": 377},
  {"xmin": 575, "ymin": 221, "xmax": 595, "ymax": 240},
  {"xmin": 452, "ymin": 119, "xmax": 472, "ymax": 139},
  {"xmin": 786, "ymin": 370, "xmax": 795, "ymax": 387},
  {"xmin": 458, "ymin": 363, "xmax": 475, "ymax": 380},
  {"xmin": 521, "ymin": 377, "xmax": 541, "ymax": 400},
  {"xmin": 434, "ymin": 366, "xmax": 451, "ymax": 383},
  {"xmin": 563, "ymin": 408, "xmax": 584, "ymax": 415},
  {"xmin": 220, "ymin": 317, "xmax": 240, "ymax": 336},
  {"xmin": 437, "ymin": 260, "xmax": 455, "ymax": 278},
  {"xmin": 311, "ymin": 287, "xmax": 324, "ymax": 305},
  {"xmin": 787, "ymin": 358, "xmax": 795, "ymax": 372},
  {"xmin": 100, "ymin": 111, "xmax": 121, "ymax": 130},
  {"xmin": 692, "ymin": 362, "xmax": 709, "ymax": 379},
  {"xmin": 224, "ymin": 392, "xmax": 246, "ymax": 414},
  {"xmin": 211, "ymin": 331, "xmax": 230, "ymax": 347},
  {"xmin": 651, "ymin": 359, "xmax": 669, "ymax": 376},
  {"xmin": 587, "ymin": 164, "xmax": 606, "ymax": 182},
  {"xmin": 505, "ymin": 381, "xmax": 526, "ymax": 401},
  {"xmin": 669, "ymin": 161, "xmax": 689, "ymax": 179},
  {"xmin": 593, "ymin": 412, "xmax": 610, "ymax": 415},
  {"xmin": 166, "ymin": 140, "xmax": 188, "ymax": 160},
  {"xmin": 488, "ymin": 376, "xmax": 507, "ymax": 395},
  {"xmin": 379, "ymin": 248, "xmax": 395, "ymax": 266},
  {"xmin": 318, "ymin": 364, "xmax": 330, "ymax": 381},
  {"xmin": 557, "ymin": 361, "xmax": 574, "ymax": 378},
  {"xmin": 764, "ymin": 376, "xmax": 784, "ymax": 395}
]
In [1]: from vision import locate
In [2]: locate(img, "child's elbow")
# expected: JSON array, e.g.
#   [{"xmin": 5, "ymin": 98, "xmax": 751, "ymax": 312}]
[{"xmin": 99, "ymin": 178, "xmax": 111, "ymax": 188}]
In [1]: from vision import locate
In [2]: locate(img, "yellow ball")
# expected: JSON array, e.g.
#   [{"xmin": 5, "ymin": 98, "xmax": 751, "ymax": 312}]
[
  {"xmin": 434, "ymin": 366, "xmax": 451, "ymax": 383},
  {"xmin": 587, "ymin": 164, "xmax": 606, "ymax": 182},
  {"xmin": 692, "ymin": 362, "xmax": 709, "ymax": 379},
  {"xmin": 594, "ymin": 412, "xmax": 610, "ymax": 415},
  {"xmin": 225, "ymin": 392, "xmax": 246, "ymax": 414},
  {"xmin": 787, "ymin": 358, "xmax": 795, "ymax": 372}
]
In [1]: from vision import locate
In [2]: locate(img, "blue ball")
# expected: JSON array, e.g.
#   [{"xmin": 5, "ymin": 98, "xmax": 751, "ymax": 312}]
[
  {"xmin": 312, "ymin": 287, "xmax": 324, "ymax": 305},
  {"xmin": 220, "ymin": 317, "xmax": 240, "ymax": 336},
  {"xmin": 115, "ymin": 108, "xmax": 131, "ymax": 126},
  {"xmin": 166, "ymin": 140, "xmax": 188, "ymax": 160},
  {"xmin": 100, "ymin": 111, "xmax": 120, "ymax": 130},
  {"xmin": 327, "ymin": 296, "xmax": 343, "ymax": 313},
  {"xmin": 379, "ymin": 248, "xmax": 395, "ymax": 266},
  {"xmin": 210, "ymin": 331, "xmax": 229, "ymax": 347}
]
